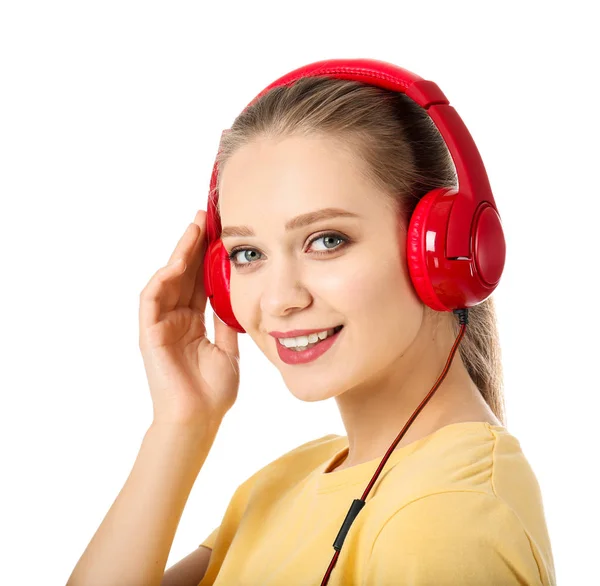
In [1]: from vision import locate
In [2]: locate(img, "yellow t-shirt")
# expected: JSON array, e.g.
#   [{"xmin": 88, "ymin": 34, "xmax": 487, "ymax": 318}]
[{"xmin": 198, "ymin": 421, "xmax": 555, "ymax": 585}]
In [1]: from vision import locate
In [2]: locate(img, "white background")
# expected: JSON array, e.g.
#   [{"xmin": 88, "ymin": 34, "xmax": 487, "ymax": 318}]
[{"xmin": 1, "ymin": 1, "xmax": 597, "ymax": 584}]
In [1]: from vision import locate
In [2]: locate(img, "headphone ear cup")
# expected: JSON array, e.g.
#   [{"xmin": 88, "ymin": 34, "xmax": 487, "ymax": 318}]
[
  {"xmin": 407, "ymin": 187, "xmax": 505, "ymax": 311},
  {"xmin": 203, "ymin": 238, "xmax": 246, "ymax": 334},
  {"xmin": 406, "ymin": 187, "xmax": 457, "ymax": 312}
]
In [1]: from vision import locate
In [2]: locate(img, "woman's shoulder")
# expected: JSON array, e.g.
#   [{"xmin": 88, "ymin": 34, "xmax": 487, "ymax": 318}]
[
  {"xmin": 371, "ymin": 421, "xmax": 544, "ymax": 526},
  {"xmin": 372, "ymin": 422, "xmax": 555, "ymax": 584}
]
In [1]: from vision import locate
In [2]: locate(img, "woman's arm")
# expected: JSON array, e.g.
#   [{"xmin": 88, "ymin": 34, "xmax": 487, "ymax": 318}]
[
  {"xmin": 67, "ymin": 419, "xmax": 220, "ymax": 586},
  {"xmin": 161, "ymin": 545, "xmax": 212, "ymax": 586}
]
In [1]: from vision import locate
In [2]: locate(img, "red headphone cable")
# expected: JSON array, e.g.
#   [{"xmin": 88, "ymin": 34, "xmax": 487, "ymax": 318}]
[{"xmin": 319, "ymin": 308, "xmax": 469, "ymax": 586}]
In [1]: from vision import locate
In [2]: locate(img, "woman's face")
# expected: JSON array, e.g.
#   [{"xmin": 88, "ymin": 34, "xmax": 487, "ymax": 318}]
[{"xmin": 218, "ymin": 134, "xmax": 426, "ymax": 402}]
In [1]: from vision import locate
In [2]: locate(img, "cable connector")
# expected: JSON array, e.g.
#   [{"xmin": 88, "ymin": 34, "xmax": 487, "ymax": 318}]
[
  {"xmin": 333, "ymin": 499, "xmax": 365, "ymax": 552},
  {"xmin": 453, "ymin": 308, "xmax": 469, "ymax": 326}
]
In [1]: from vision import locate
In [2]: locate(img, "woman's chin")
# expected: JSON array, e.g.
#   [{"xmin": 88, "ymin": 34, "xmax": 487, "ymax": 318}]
[{"xmin": 282, "ymin": 377, "xmax": 345, "ymax": 402}]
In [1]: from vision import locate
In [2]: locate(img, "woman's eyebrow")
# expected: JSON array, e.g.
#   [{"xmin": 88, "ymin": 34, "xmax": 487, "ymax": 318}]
[{"xmin": 220, "ymin": 207, "xmax": 360, "ymax": 239}]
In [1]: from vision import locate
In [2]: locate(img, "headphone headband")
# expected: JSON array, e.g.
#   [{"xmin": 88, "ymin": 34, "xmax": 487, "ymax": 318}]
[
  {"xmin": 204, "ymin": 58, "xmax": 505, "ymax": 330},
  {"xmin": 223, "ymin": 58, "xmax": 497, "ymax": 259}
]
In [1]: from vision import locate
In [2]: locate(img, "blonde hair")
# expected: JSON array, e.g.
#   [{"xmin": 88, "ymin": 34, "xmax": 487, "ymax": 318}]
[{"xmin": 214, "ymin": 76, "xmax": 506, "ymax": 425}]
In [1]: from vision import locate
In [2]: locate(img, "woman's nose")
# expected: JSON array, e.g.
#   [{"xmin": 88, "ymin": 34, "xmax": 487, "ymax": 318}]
[{"xmin": 259, "ymin": 262, "xmax": 313, "ymax": 317}]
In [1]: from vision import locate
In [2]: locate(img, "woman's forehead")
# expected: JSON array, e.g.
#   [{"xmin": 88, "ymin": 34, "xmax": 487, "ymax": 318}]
[
  {"xmin": 218, "ymin": 141, "xmax": 391, "ymax": 221},
  {"xmin": 219, "ymin": 135, "xmax": 368, "ymax": 191}
]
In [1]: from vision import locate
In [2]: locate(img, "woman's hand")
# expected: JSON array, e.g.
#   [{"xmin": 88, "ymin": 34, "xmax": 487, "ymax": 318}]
[{"xmin": 138, "ymin": 210, "xmax": 240, "ymax": 426}]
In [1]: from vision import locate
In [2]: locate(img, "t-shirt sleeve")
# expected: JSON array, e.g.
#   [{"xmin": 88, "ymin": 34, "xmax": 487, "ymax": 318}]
[
  {"xmin": 364, "ymin": 491, "xmax": 548, "ymax": 585},
  {"xmin": 197, "ymin": 434, "xmax": 340, "ymax": 552},
  {"xmin": 199, "ymin": 525, "xmax": 219, "ymax": 550},
  {"xmin": 197, "ymin": 470, "xmax": 257, "ymax": 550}
]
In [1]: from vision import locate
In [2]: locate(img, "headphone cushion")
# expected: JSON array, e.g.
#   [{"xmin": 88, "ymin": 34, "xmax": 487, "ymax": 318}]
[
  {"xmin": 406, "ymin": 189, "xmax": 453, "ymax": 312},
  {"xmin": 204, "ymin": 238, "xmax": 246, "ymax": 333}
]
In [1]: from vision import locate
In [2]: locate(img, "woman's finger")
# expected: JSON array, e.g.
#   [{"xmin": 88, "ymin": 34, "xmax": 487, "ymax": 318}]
[
  {"xmin": 167, "ymin": 221, "xmax": 199, "ymax": 267},
  {"xmin": 189, "ymin": 211, "xmax": 209, "ymax": 313},
  {"xmin": 178, "ymin": 211, "xmax": 207, "ymax": 308},
  {"xmin": 213, "ymin": 310, "xmax": 240, "ymax": 374},
  {"xmin": 139, "ymin": 258, "xmax": 187, "ymax": 332}
]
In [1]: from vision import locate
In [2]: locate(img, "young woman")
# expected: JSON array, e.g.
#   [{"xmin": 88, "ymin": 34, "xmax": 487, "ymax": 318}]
[{"xmin": 67, "ymin": 59, "xmax": 555, "ymax": 586}]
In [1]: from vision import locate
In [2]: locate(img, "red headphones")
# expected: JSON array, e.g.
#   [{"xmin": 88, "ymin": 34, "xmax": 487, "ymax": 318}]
[{"xmin": 203, "ymin": 58, "xmax": 506, "ymax": 334}]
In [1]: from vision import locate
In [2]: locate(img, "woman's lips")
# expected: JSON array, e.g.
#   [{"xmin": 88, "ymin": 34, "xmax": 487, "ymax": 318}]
[{"xmin": 275, "ymin": 326, "xmax": 344, "ymax": 365}]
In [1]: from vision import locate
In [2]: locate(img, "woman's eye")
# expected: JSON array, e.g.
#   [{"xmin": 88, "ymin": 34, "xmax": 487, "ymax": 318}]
[{"xmin": 227, "ymin": 232, "xmax": 348, "ymax": 268}]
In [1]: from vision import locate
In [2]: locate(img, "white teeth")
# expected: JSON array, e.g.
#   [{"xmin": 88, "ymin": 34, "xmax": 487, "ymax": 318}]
[{"xmin": 280, "ymin": 328, "xmax": 337, "ymax": 348}]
